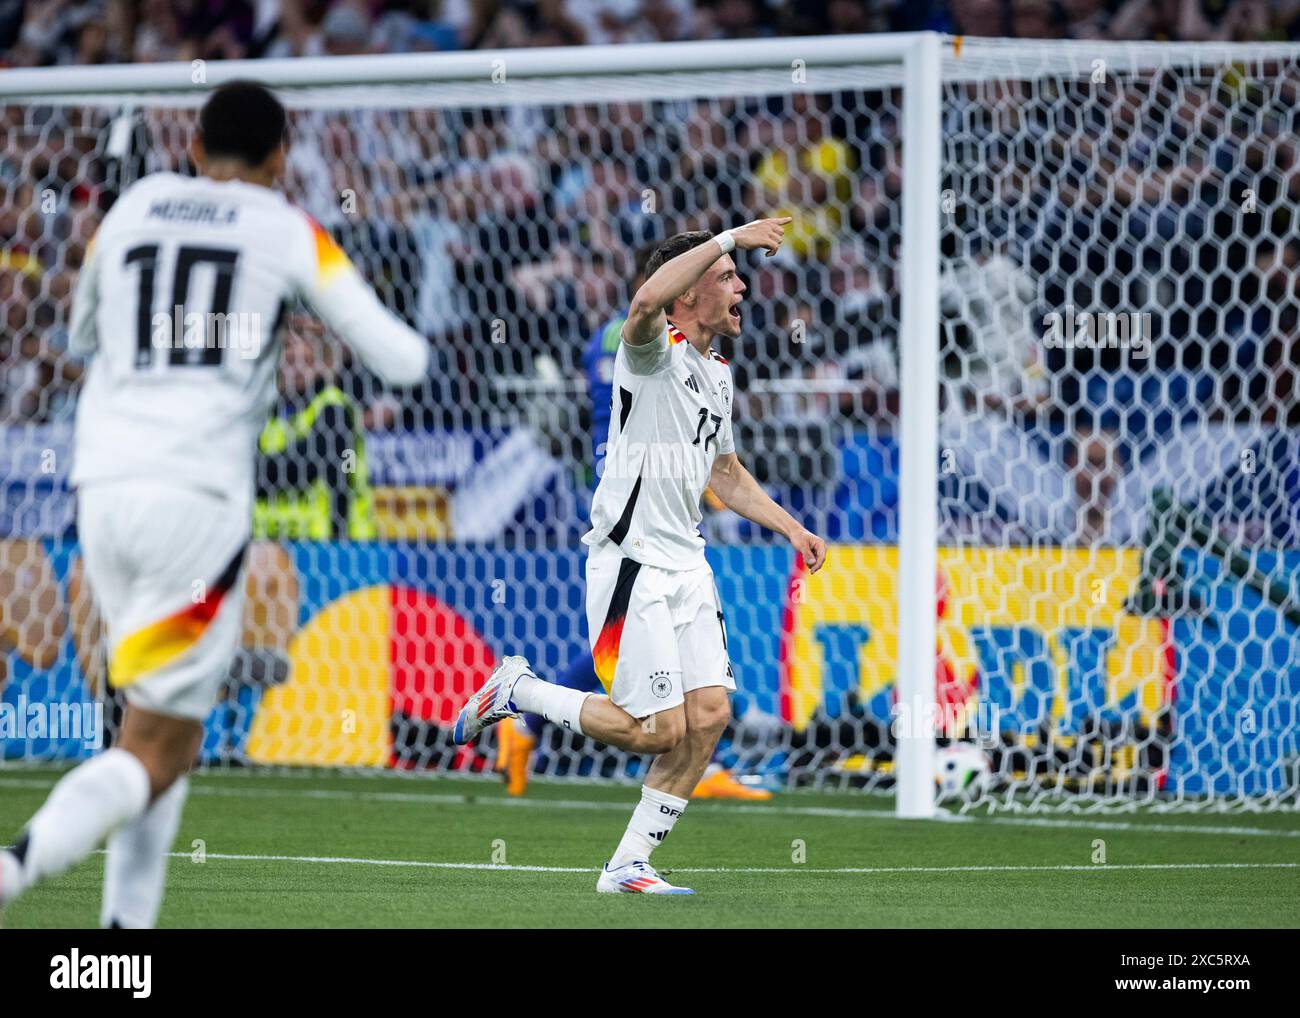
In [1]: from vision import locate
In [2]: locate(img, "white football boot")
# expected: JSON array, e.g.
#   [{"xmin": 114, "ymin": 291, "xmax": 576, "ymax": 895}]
[
  {"xmin": 597, "ymin": 860, "xmax": 695, "ymax": 895},
  {"xmin": 452, "ymin": 655, "xmax": 534, "ymax": 745}
]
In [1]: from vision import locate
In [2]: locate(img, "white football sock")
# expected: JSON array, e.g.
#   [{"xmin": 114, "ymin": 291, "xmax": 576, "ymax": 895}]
[
  {"xmin": 14, "ymin": 747, "xmax": 151, "ymax": 897},
  {"xmin": 101, "ymin": 775, "xmax": 189, "ymax": 929},
  {"xmin": 608, "ymin": 785, "xmax": 688, "ymax": 868},
  {"xmin": 509, "ymin": 674, "xmax": 590, "ymax": 736}
]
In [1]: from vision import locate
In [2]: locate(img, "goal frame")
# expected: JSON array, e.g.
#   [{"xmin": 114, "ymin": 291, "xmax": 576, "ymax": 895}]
[{"xmin": 0, "ymin": 32, "xmax": 946, "ymax": 817}]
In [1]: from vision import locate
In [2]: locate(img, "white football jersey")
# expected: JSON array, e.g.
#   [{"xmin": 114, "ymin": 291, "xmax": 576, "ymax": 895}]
[
  {"xmin": 68, "ymin": 171, "xmax": 428, "ymax": 505},
  {"xmin": 584, "ymin": 321, "xmax": 735, "ymax": 570}
]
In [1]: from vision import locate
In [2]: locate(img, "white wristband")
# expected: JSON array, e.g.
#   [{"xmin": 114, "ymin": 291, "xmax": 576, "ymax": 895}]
[{"xmin": 713, "ymin": 230, "xmax": 736, "ymax": 255}]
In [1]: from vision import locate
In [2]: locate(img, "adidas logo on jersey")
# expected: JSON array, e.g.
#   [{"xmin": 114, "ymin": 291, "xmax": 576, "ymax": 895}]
[{"xmin": 684, "ymin": 374, "xmax": 701, "ymax": 393}]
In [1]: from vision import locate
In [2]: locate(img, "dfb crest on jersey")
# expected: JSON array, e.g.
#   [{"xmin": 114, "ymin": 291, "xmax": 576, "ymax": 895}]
[{"xmin": 650, "ymin": 671, "xmax": 674, "ymax": 699}]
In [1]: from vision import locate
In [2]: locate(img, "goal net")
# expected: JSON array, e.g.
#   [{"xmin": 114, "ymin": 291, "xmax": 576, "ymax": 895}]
[{"xmin": 0, "ymin": 36, "xmax": 1296, "ymax": 813}]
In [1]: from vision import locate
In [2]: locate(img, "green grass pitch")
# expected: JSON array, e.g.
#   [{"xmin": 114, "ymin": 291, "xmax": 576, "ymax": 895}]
[{"xmin": 2, "ymin": 766, "xmax": 1297, "ymax": 928}]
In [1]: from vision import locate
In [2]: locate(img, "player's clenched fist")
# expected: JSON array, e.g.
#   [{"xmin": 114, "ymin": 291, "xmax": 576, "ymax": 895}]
[
  {"xmin": 791, "ymin": 527, "xmax": 827, "ymax": 573},
  {"xmin": 729, "ymin": 216, "xmax": 792, "ymax": 257}
]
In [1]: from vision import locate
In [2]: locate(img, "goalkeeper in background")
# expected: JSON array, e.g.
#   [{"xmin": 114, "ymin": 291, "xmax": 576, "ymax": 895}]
[{"xmin": 493, "ymin": 243, "xmax": 771, "ymax": 802}]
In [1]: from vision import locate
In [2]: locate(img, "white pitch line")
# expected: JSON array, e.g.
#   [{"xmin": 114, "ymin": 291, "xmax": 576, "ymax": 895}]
[
  {"xmin": 4, "ymin": 774, "xmax": 1298, "ymax": 839},
  {"xmin": 148, "ymin": 851, "xmax": 1300, "ymax": 876},
  {"xmin": 144, "ymin": 782, "xmax": 1300, "ymax": 838},
  {"xmin": 980, "ymin": 815, "xmax": 1300, "ymax": 839}
]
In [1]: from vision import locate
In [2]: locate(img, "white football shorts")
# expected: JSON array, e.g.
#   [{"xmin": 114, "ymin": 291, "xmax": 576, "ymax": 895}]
[
  {"xmin": 584, "ymin": 540, "xmax": 735, "ymax": 720},
  {"xmin": 77, "ymin": 480, "xmax": 250, "ymax": 721}
]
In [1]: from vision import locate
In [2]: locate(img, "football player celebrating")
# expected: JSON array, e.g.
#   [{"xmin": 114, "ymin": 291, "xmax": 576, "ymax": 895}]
[
  {"xmin": 456, "ymin": 218, "xmax": 825, "ymax": 894},
  {"xmin": 494, "ymin": 244, "xmax": 772, "ymax": 803}
]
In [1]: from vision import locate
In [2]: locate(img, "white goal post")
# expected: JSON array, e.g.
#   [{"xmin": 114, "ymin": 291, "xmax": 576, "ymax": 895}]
[{"xmin": 1, "ymin": 34, "xmax": 1297, "ymax": 816}]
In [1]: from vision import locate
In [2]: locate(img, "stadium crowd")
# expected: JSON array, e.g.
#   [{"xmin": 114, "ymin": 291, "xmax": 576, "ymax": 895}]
[
  {"xmin": 2, "ymin": 1, "xmax": 1299, "ymax": 546},
  {"xmin": 6, "ymin": 0, "xmax": 1300, "ymax": 67}
]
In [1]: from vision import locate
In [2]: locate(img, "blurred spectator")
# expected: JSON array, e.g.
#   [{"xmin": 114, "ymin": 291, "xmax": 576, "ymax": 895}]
[
  {"xmin": 1010, "ymin": 0, "xmax": 1060, "ymax": 38},
  {"xmin": 177, "ymin": 0, "xmax": 257, "ymax": 61},
  {"xmin": 1066, "ymin": 429, "xmax": 1127, "ymax": 541},
  {"xmin": 320, "ymin": 2, "xmax": 373, "ymax": 55},
  {"xmin": 752, "ymin": 95, "xmax": 855, "ymax": 263},
  {"xmin": 133, "ymin": 0, "xmax": 186, "ymax": 62},
  {"xmin": 949, "ymin": 0, "xmax": 1007, "ymax": 35},
  {"xmin": 261, "ymin": 0, "xmax": 328, "ymax": 58}
]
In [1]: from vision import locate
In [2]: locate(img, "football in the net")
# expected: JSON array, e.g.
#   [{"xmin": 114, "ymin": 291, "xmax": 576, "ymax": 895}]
[{"xmin": 936, "ymin": 744, "xmax": 992, "ymax": 802}]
